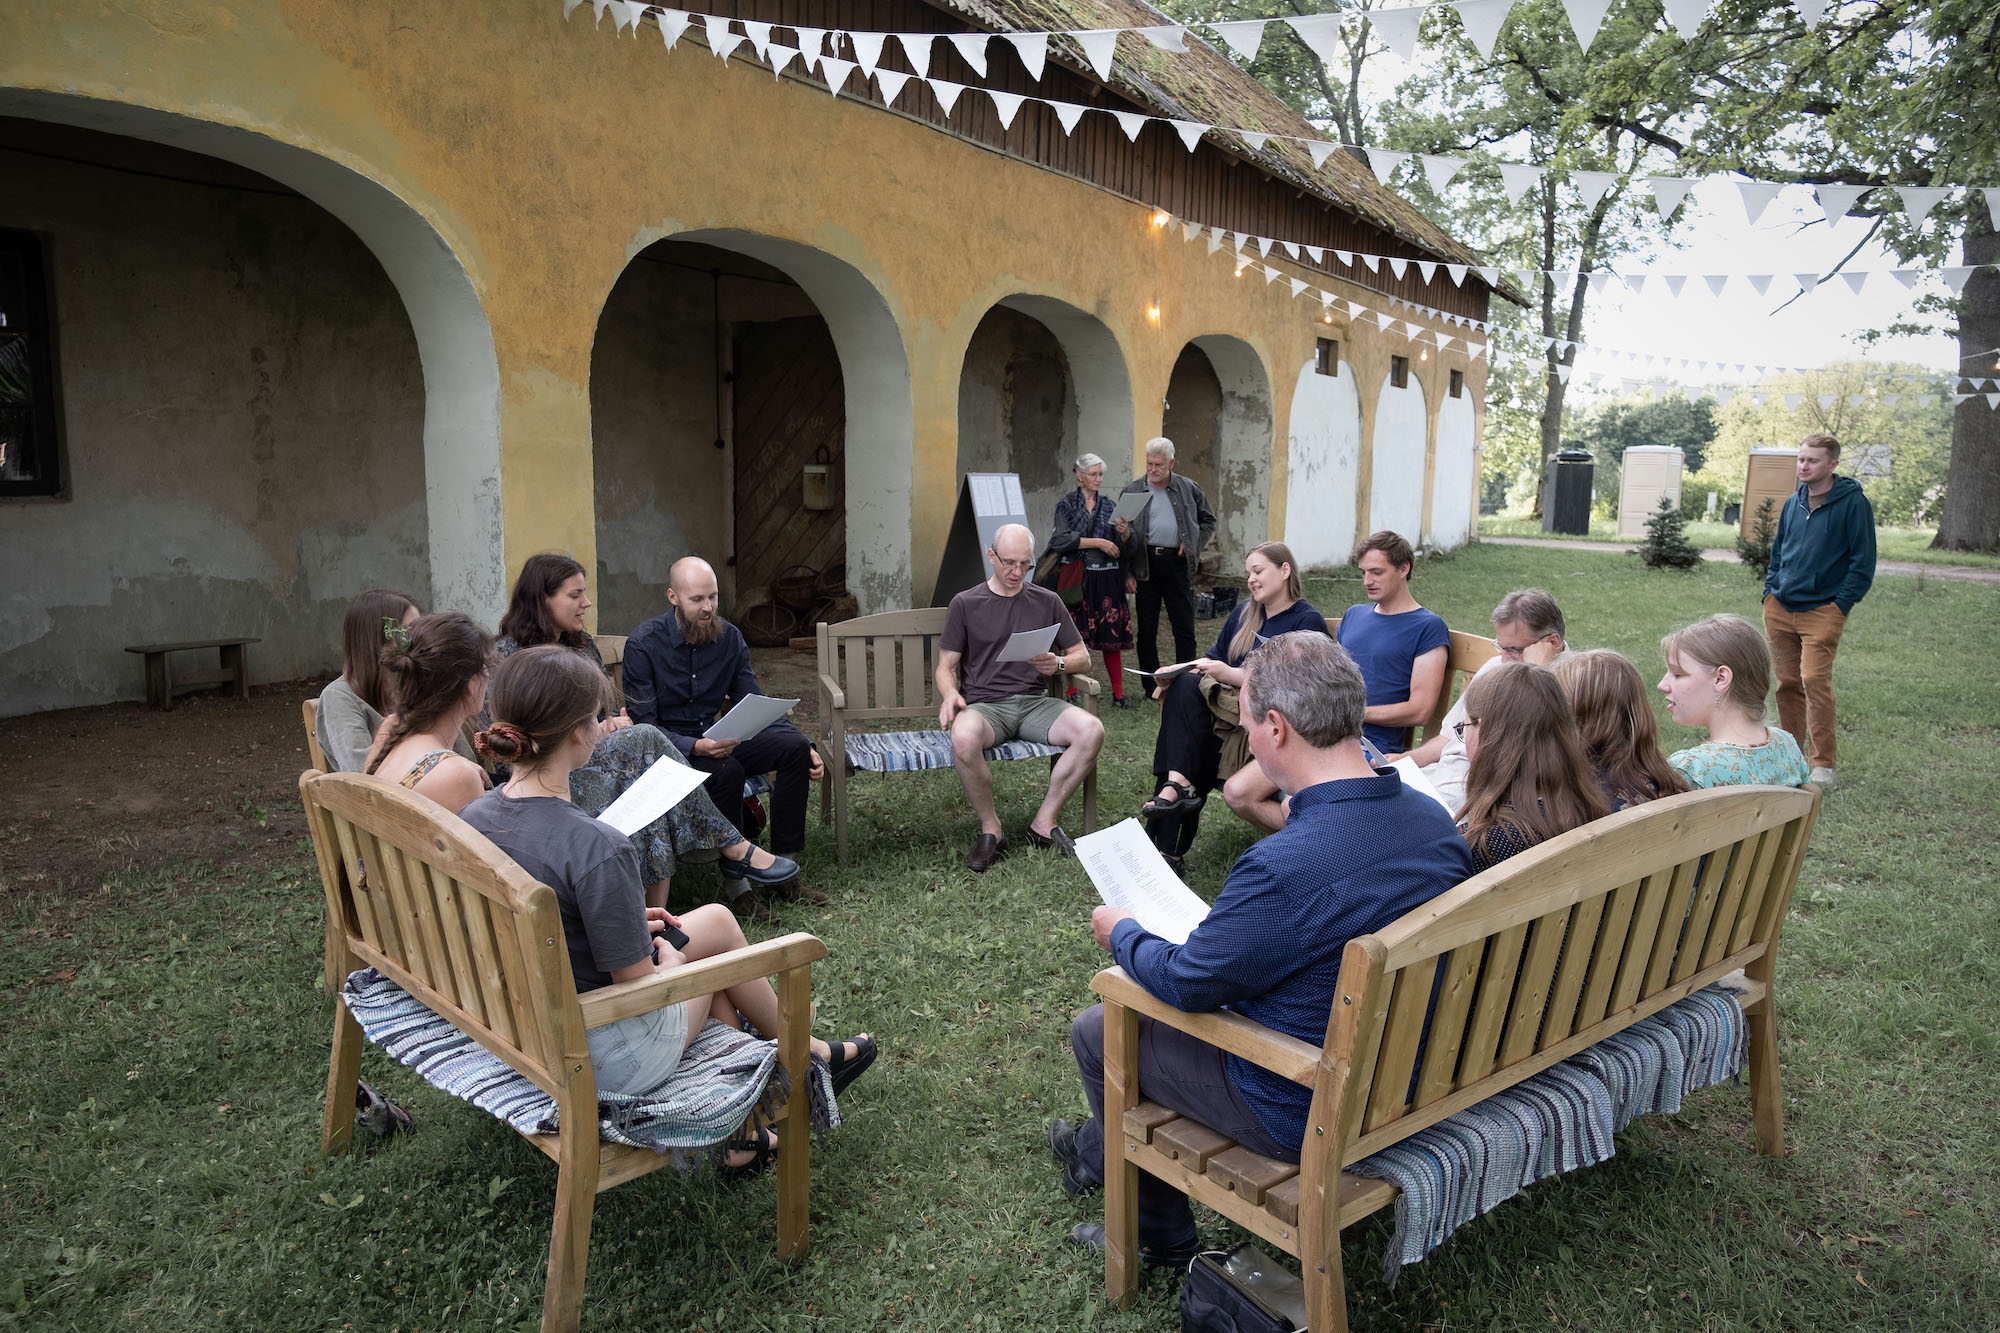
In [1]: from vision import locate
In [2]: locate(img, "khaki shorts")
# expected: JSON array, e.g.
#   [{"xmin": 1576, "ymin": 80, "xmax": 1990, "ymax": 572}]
[{"xmin": 966, "ymin": 693, "xmax": 1075, "ymax": 745}]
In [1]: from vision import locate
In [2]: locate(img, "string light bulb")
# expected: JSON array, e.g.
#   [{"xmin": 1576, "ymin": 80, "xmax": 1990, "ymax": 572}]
[
  {"xmin": 1151, "ymin": 210, "xmax": 1170, "ymax": 228},
  {"xmin": 1147, "ymin": 304, "xmax": 1161, "ymax": 322},
  {"xmin": 1420, "ymin": 348, "xmax": 1429, "ymax": 361}
]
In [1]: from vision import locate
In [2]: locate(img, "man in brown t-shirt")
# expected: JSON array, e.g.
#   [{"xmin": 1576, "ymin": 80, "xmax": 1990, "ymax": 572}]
[{"xmin": 938, "ymin": 524, "xmax": 1104, "ymax": 871}]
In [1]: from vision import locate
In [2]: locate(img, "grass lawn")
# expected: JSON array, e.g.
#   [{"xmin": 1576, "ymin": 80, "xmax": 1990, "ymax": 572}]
[
  {"xmin": 1476, "ymin": 514, "xmax": 2000, "ymax": 569},
  {"xmin": 4, "ymin": 543, "xmax": 1997, "ymax": 1331}
]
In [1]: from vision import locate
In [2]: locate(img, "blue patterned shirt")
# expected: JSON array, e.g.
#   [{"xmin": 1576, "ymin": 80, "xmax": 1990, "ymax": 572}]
[
  {"xmin": 1110, "ymin": 772, "xmax": 1471, "ymax": 1147},
  {"xmin": 1668, "ymin": 728, "xmax": 1809, "ymax": 789}
]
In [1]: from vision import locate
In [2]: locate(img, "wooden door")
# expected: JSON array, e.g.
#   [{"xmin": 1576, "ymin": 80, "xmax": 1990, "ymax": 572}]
[{"xmin": 733, "ymin": 316, "xmax": 845, "ymax": 602}]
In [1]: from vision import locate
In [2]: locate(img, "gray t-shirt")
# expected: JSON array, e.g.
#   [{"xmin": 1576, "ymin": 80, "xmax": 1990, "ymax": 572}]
[
  {"xmin": 459, "ymin": 790, "xmax": 652, "ymax": 992},
  {"xmin": 941, "ymin": 581, "xmax": 1084, "ymax": 705},
  {"xmin": 1147, "ymin": 482, "xmax": 1178, "ymax": 548}
]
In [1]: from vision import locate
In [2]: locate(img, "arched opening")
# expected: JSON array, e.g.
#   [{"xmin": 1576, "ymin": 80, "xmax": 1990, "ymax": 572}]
[
  {"xmin": 1164, "ymin": 335, "xmax": 1273, "ymax": 572},
  {"xmin": 0, "ymin": 96, "xmax": 499, "ymax": 716},
  {"xmin": 1430, "ymin": 389, "xmax": 1478, "ymax": 548},
  {"xmin": 1369, "ymin": 367, "xmax": 1429, "ymax": 543},
  {"xmin": 589, "ymin": 230, "xmax": 912, "ymax": 633},
  {"xmin": 955, "ymin": 295, "xmax": 1133, "ymax": 550},
  {"xmin": 1282, "ymin": 354, "xmax": 1363, "ymax": 569}
]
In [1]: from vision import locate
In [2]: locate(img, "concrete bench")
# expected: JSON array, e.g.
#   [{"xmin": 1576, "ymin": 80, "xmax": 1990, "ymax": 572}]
[{"xmin": 124, "ymin": 637, "xmax": 258, "ymax": 710}]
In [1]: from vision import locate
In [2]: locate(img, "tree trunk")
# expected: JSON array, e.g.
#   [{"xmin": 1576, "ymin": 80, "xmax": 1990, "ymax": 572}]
[{"xmin": 1935, "ymin": 220, "xmax": 2000, "ymax": 552}]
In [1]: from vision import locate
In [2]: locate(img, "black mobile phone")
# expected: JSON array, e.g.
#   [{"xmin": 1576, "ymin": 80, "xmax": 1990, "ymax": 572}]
[{"xmin": 657, "ymin": 924, "xmax": 690, "ymax": 951}]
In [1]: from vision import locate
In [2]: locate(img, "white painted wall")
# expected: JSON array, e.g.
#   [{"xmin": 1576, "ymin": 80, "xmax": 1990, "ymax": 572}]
[
  {"xmin": 1280, "ymin": 360, "xmax": 1361, "ymax": 569},
  {"xmin": 1369, "ymin": 371, "xmax": 1428, "ymax": 543},
  {"xmin": 1429, "ymin": 391, "xmax": 1477, "ymax": 548}
]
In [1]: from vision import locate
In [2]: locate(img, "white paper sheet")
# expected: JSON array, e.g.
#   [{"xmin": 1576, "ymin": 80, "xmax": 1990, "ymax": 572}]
[
  {"xmin": 1132, "ymin": 660, "xmax": 1200, "ymax": 679},
  {"xmin": 1074, "ymin": 818, "xmax": 1211, "ymax": 945},
  {"xmin": 1391, "ymin": 756, "xmax": 1454, "ymax": 814},
  {"xmin": 595, "ymin": 754, "xmax": 709, "ymax": 836},
  {"xmin": 994, "ymin": 623, "xmax": 1061, "ymax": 663},
  {"xmin": 970, "ymin": 474, "xmax": 1008, "ymax": 515},
  {"xmin": 1111, "ymin": 489, "xmax": 1150, "ymax": 523},
  {"xmin": 703, "ymin": 694, "xmax": 799, "ymax": 742}
]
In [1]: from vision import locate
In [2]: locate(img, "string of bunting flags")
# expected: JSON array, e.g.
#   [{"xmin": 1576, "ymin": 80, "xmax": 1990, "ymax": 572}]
[{"xmin": 569, "ymin": 0, "xmax": 1999, "ymax": 236}]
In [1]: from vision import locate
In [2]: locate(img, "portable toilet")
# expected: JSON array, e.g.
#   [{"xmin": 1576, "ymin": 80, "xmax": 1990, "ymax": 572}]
[
  {"xmin": 1617, "ymin": 446, "xmax": 1685, "ymax": 539},
  {"xmin": 1741, "ymin": 447, "xmax": 1799, "ymax": 539}
]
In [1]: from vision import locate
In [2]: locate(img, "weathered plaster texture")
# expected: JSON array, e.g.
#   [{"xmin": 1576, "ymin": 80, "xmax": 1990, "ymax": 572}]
[
  {"xmin": 1369, "ymin": 372, "xmax": 1429, "ymax": 544},
  {"xmin": 957, "ymin": 305, "xmax": 1078, "ymax": 543},
  {"xmin": 1430, "ymin": 392, "xmax": 1478, "ymax": 549},
  {"xmin": 1282, "ymin": 361, "xmax": 1363, "ymax": 571}
]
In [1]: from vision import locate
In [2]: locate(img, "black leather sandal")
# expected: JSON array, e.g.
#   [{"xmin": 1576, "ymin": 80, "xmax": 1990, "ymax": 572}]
[
  {"xmin": 821, "ymin": 1033, "xmax": 878, "ymax": 1097},
  {"xmin": 720, "ymin": 1126, "xmax": 777, "ymax": 1182},
  {"xmin": 1141, "ymin": 779, "xmax": 1202, "ymax": 820}
]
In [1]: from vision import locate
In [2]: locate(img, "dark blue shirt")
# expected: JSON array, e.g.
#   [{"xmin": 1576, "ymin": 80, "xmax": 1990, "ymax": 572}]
[
  {"xmin": 1111, "ymin": 773, "xmax": 1471, "ymax": 1147},
  {"xmin": 1764, "ymin": 476, "xmax": 1876, "ymax": 615},
  {"xmin": 621, "ymin": 613, "xmax": 798, "ymax": 757},
  {"xmin": 1206, "ymin": 599, "xmax": 1330, "ymax": 668},
  {"xmin": 1335, "ymin": 603, "xmax": 1451, "ymax": 755}
]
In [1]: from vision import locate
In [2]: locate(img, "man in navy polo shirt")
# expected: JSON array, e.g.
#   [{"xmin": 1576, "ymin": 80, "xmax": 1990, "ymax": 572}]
[
  {"xmin": 1336, "ymin": 530, "xmax": 1451, "ymax": 757},
  {"xmin": 1051, "ymin": 632, "xmax": 1470, "ymax": 1264}
]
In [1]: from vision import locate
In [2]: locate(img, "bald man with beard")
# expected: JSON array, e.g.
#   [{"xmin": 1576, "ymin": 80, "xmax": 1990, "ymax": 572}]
[{"xmin": 624, "ymin": 557, "xmax": 826, "ymax": 908}]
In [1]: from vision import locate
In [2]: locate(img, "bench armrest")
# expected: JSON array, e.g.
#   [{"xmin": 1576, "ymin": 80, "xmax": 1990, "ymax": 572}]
[
  {"xmin": 817, "ymin": 672, "xmax": 846, "ymax": 712},
  {"xmin": 578, "ymin": 932, "xmax": 828, "ymax": 1028},
  {"xmin": 1090, "ymin": 967, "xmax": 1321, "ymax": 1087},
  {"xmin": 1064, "ymin": 672, "xmax": 1101, "ymax": 697}
]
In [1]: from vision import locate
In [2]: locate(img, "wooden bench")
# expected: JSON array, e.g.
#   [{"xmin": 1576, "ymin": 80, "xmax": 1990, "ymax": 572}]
[
  {"xmin": 1091, "ymin": 783, "xmax": 1820, "ymax": 1331},
  {"xmin": 302, "ymin": 770, "xmax": 825, "ymax": 1333},
  {"xmin": 816, "ymin": 608, "xmax": 1100, "ymax": 864},
  {"xmin": 124, "ymin": 637, "xmax": 258, "ymax": 709},
  {"xmin": 594, "ymin": 634, "xmax": 628, "ymax": 707},
  {"xmin": 1323, "ymin": 619, "xmax": 1495, "ymax": 746},
  {"xmin": 302, "ymin": 698, "xmax": 330, "ymax": 772}
]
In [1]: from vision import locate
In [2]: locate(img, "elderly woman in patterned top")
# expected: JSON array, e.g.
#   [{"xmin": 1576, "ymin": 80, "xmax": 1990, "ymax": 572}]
[{"xmin": 1042, "ymin": 453, "xmax": 1138, "ymax": 707}]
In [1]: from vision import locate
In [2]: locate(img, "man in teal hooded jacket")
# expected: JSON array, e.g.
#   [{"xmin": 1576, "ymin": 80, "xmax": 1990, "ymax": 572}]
[{"xmin": 1762, "ymin": 433, "xmax": 1875, "ymax": 789}]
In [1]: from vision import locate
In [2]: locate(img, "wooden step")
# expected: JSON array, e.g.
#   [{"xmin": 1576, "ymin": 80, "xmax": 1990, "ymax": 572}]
[{"xmin": 1121, "ymin": 1100, "xmax": 1180, "ymax": 1144}]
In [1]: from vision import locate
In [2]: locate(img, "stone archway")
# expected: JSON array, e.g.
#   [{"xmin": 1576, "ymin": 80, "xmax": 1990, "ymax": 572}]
[{"xmin": 1165, "ymin": 334, "xmax": 1272, "ymax": 571}]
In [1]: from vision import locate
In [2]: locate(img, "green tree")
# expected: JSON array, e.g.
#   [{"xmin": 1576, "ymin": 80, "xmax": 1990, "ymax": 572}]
[{"xmin": 1567, "ymin": 394, "xmax": 1719, "ymax": 512}]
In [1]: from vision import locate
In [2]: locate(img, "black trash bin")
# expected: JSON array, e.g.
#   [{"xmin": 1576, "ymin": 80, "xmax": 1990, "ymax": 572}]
[{"xmin": 1541, "ymin": 448, "xmax": 1595, "ymax": 535}]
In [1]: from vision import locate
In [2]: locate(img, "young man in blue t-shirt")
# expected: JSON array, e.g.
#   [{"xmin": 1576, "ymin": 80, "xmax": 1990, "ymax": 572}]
[{"xmin": 1334, "ymin": 530, "xmax": 1451, "ymax": 756}]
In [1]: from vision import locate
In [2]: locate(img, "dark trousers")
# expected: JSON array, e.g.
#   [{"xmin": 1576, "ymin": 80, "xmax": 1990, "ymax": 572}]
[
  {"xmin": 1135, "ymin": 549, "xmax": 1197, "ymax": 676},
  {"xmin": 685, "ymin": 721, "xmax": 812, "ymax": 854},
  {"xmin": 1070, "ymin": 1003, "xmax": 1295, "ymax": 1251},
  {"xmin": 1149, "ymin": 671, "xmax": 1222, "ymax": 857}
]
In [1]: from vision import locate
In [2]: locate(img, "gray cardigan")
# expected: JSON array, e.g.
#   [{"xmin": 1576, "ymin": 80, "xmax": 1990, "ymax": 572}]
[
  {"xmin": 1118, "ymin": 472, "xmax": 1216, "ymax": 582},
  {"xmin": 316, "ymin": 676, "xmax": 478, "ymax": 773}
]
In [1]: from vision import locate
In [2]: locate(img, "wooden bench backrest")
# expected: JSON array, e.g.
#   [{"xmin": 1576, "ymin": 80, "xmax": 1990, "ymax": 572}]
[
  {"xmin": 1311, "ymin": 784, "xmax": 1819, "ymax": 1170},
  {"xmin": 301, "ymin": 771, "xmax": 584, "ymax": 1098},
  {"xmin": 302, "ymin": 698, "xmax": 330, "ymax": 772},
  {"xmin": 1323, "ymin": 618, "xmax": 1496, "ymax": 744},
  {"xmin": 595, "ymin": 634, "xmax": 628, "ymax": 705},
  {"xmin": 816, "ymin": 608, "xmax": 952, "ymax": 721}
]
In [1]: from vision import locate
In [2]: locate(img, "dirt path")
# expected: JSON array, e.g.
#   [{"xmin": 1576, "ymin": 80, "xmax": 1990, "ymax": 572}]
[{"xmin": 1479, "ymin": 536, "xmax": 2000, "ymax": 585}]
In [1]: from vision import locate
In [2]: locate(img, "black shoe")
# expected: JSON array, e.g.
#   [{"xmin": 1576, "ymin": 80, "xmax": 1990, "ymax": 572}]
[
  {"xmin": 966, "ymin": 832, "xmax": 1006, "ymax": 872},
  {"xmin": 1048, "ymin": 1118, "xmax": 1096, "ymax": 1196},
  {"xmin": 1112, "ymin": 695, "xmax": 1134, "ymax": 709},
  {"xmin": 1066, "ymin": 1223, "xmax": 1202, "ymax": 1269},
  {"xmin": 1024, "ymin": 825, "xmax": 1071, "ymax": 854},
  {"xmin": 720, "ymin": 849, "xmax": 800, "ymax": 886},
  {"xmin": 821, "ymin": 1033, "xmax": 878, "ymax": 1097}
]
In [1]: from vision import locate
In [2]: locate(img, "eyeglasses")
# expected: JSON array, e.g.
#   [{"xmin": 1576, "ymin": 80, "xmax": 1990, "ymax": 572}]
[
  {"xmin": 991, "ymin": 557, "xmax": 1034, "ymax": 572},
  {"xmin": 1495, "ymin": 637, "xmax": 1549, "ymax": 660},
  {"xmin": 1453, "ymin": 718, "xmax": 1480, "ymax": 739}
]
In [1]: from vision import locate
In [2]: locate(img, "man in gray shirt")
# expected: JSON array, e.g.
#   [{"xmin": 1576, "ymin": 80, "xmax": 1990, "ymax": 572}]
[{"xmin": 1118, "ymin": 438, "xmax": 1216, "ymax": 682}]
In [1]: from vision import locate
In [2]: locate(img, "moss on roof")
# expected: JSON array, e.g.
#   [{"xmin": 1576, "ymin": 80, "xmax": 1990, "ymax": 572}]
[{"xmin": 928, "ymin": 0, "xmax": 1499, "ymax": 277}]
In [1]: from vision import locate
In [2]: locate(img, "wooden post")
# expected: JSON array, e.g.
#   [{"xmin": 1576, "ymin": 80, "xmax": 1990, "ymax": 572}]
[
  {"xmin": 1102, "ymin": 998, "xmax": 1141, "ymax": 1307},
  {"xmin": 541, "ymin": 1093, "xmax": 600, "ymax": 1333},
  {"xmin": 221, "ymin": 640, "xmax": 249, "ymax": 700},
  {"xmin": 775, "ymin": 961, "xmax": 813, "ymax": 1260},
  {"xmin": 322, "ymin": 1004, "xmax": 363, "ymax": 1157},
  {"xmin": 145, "ymin": 651, "xmax": 170, "ymax": 710}
]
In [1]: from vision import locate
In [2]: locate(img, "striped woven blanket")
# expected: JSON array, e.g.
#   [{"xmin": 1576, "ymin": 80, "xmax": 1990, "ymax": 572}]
[
  {"xmin": 842, "ymin": 730, "xmax": 1064, "ymax": 773},
  {"xmin": 341, "ymin": 968, "xmax": 837, "ymax": 1162},
  {"xmin": 1350, "ymin": 984, "xmax": 1746, "ymax": 1285}
]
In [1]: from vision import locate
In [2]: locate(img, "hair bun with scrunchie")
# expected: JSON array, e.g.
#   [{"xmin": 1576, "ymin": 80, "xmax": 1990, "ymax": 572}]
[{"xmin": 475, "ymin": 722, "xmax": 532, "ymax": 763}]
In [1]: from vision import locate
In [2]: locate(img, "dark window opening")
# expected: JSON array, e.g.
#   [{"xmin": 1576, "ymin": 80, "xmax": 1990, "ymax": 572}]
[
  {"xmin": 1449, "ymin": 369, "xmax": 1465, "ymax": 398},
  {"xmin": 1390, "ymin": 355, "xmax": 1409, "ymax": 389},
  {"xmin": 0, "ymin": 230, "xmax": 63, "ymax": 498},
  {"xmin": 1315, "ymin": 337, "xmax": 1339, "ymax": 377}
]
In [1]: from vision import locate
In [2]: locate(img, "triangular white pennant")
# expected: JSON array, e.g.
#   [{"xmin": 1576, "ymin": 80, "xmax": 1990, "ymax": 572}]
[
  {"xmin": 1111, "ymin": 110, "xmax": 1147, "ymax": 141},
  {"xmin": 1417, "ymin": 260, "xmax": 1438, "ymax": 283},
  {"xmin": 1795, "ymin": 0, "xmax": 1828, "ymax": 23},
  {"xmin": 1239, "ymin": 131, "xmax": 1269, "ymax": 153},
  {"xmin": 1181, "ymin": 218, "xmax": 1202, "ymax": 242},
  {"xmin": 1523, "ymin": 267, "xmax": 1547, "ymax": 291},
  {"xmin": 1421, "ymin": 155, "xmax": 1466, "ymax": 192},
  {"xmin": 1290, "ymin": 278, "xmax": 1310, "ymax": 297},
  {"xmin": 1747, "ymin": 274, "xmax": 1773, "ymax": 295},
  {"xmin": 712, "ymin": 28, "xmax": 748, "ymax": 64},
  {"xmin": 1439, "ymin": 336, "xmax": 1456, "ymax": 353},
  {"xmin": 1883, "ymin": 394, "xmax": 1901, "ymax": 407},
  {"xmin": 1369, "ymin": 149, "xmax": 1411, "ymax": 186},
  {"xmin": 1840, "ymin": 271, "xmax": 1867, "ymax": 294},
  {"xmin": 1573, "ymin": 170, "xmax": 1619, "ymax": 210},
  {"xmin": 1170, "ymin": 120, "xmax": 1207, "ymax": 152},
  {"xmin": 1648, "ymin": 177, "xmax": 1697, "ymax": 218},
  {"xmin": 1403, "ymin": 321, "xmax": 1424, "ymax": 340},
  {"xmin": 1986, "ymin": 188, "xmax": 2000, "ymax": 231},
  {"xmin": 1794, "ymin": 272, "xmax": 1819, "ymax": 294},
  {"xmin": 1899, "ymin": 185, "xmax": 1950, "ymax": 224},
  {"xmin": 563, "ymin": 0, "xmax": 585, "ymax": 18},
  {"xmin": 1476, "ymin": 265, "xmax": 1501, "ymax": 286},
  {"xmin": 793, "ymin": 26, "xmax": 829, "ymax": 61},
  {"xmin": 1306, "ymin": 140, "xmax": 1338, "ymax": 170},
  {"xmin": 1263, "ymin": 265, "xmax": 1284, "ymax": 284},
  {"xmin": 1050, "ymin": 100, "xmax": 1087, "ymax": 134},
  {"xmin": 656, "ymin": 7, "xmax": 692, "ymax": 49},
  {"xmin": 741, "ymin": 19, "xmax": 776, "ymax": 61},
  {"xmin": 1954, "ymin": 393, "xmax": 1974, "ymax": 405},
  {"xmin": 817, "ymin": 54, "xmax": 855, "ymax": 88},
  {"xmin": 1889, "ymin": 269, "xmax": 1918, "ymax": 288},
  {"xmin": 1335, "ymin": 250, "xmax": 1355, "ymax": 267},
  {"xmin": 1588, "ymin": 270, "xmax": 1614, "ymax": 295},
  {"xmin": 875, "ymin": 69, "xmax": 911, "ymax": 103},
  {"xmin": 1943, "ymin": 266, "xmax": 1979, "ymax": 295},
  {"xmin": 1556, "ymin": 363, "xmax": 1574, "ymax": 384},
  {"xmin": 589, "ymin": 0, "xmax": 611, "ymax": 26},
  {"xmin": 845, "ymin": 30, "xmax": 882, "ymax": 75},
  {"xmin": 1815, "ymin": 184, "xmax": 1867, "ymax": 224},
  {"xmin": 1209, "ymin": 19, "xmax": 1267, "ymax": 62},
  {"xmin": 947, "ymin": 32, "xmax": 989, "ymax": 77},
  {"xmin": 611, "ymin": 1, "xmax": 641, "ymax": 34},
  {"xmin": 895, "ymin": 32, "xmax": 932, "ymax": 78},
  {"xmin": 1348, "ymin": 300, "xmax": 1369, "ymax": 318},
  {"xmin": 1279, "ymin": 240, "xmax": 1300, "ymax": 260},
  {"xmin": 928, "ymin": 78, "xmax": 965, "ymax": 115},
  {"xmin": 1664, "ymin": 274, "xmax": 1687, "ymax": 297},
  {"xmin": 1562, "ymin": 0, "xmax": 1613, "ymax": 49},
  {"xmin": 1784, "ymin": 393, "xmax": 1803, "ymax": 410},
  {"xmin": 1360, "ymin": 254, "xmax": 1381, "ymax": 274},
  {"xmin": 1304, "ymin": 245, "xmax": 1324, "ymax": 263},
  {"xmin": 1713, "ymin": 386, "xmax": 1733, "ymax": 407},
  {"xmin": 1206, "ymin": 230, "xmax": 1224, "ymax": 254},
  {"xmin": 1451, "ymin": 0, "xmax": 1514, "ymax": 59},
  {"xmin": 1388, "ymin": 257, "xmax": 1409, "ymax": 279},
  {"xmin": 1376, "ymin": 310, "xmax": 1396, "ymax": 327},
  {"xmin": 1139, "ymin": 25, "xmax": 1187, "ymax": 51},
  {"xmin": 1988, "ymin": 393, "xmax": 2000, "ymax": 410},
  {"xmin": 1447, "ymin": 263, "xmax": 1468, "ymax": 285},
  {"xmin": 1661, "ymin": 0, "xmax": 1709, "ymax": 40},
  {"xmin": 1256, "ymin": 236, "xmax": 1275, "ymax": 257},
  {"xmin": 1286, "ymin": 15, "xmax": 1343, "ymax": 66},
  {"xmin": 1005, "ymin": 32, "xmax": 1047, "ymax": 80},
  {"xmin": 1072, "ymin": 29, "xmax": 1119, "ymax": 82},
  {"xmin": 987, "ymin": 89, "xmax": 1027, "ymax": 129},
  {"xmin": 1738, "ymin": 180, "xmax": 1786, "ymax": 224},
  {"xmin": 1818, "ymin": 394, "xmax": 1837, "ymax": 409},
  {"xmin": 1624, "ymin": 273, "xmax": 1646, "ymax": 293},
  {"xmin": 1370, "ymin": 5, "xmax": 1424, "ymax": 60},
  {"xmin": 1499, "ymin": 162, "xmax": 1545, "ymax": 204}
]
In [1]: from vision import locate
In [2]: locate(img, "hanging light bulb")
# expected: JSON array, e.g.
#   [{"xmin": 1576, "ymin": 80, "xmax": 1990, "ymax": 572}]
[
  {"xmin": 1147, "ymin": 304, "xmax": 1161, "ymax": 322},
  {"xmin": 1151, "ymin": 210, "xmax": 1170, "ymax": 228}
]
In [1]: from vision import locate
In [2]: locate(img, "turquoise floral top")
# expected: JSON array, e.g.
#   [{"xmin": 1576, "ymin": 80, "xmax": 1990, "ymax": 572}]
[{"xmin": 1668, "ymin": 728, "xmax": 1810, "ymax": 789}]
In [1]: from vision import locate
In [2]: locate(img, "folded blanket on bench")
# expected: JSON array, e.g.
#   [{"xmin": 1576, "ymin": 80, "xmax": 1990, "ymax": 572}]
[
  {"xmin": 1350, "ymin": 985, "xmax": 1746, "ymax": 1285},
  {"xmin": 842, "ymin": 731, "xmax": 1063, "ymax": 773},
  {"xmin": 341, "ymin": 968, "xmax": 837, "ymax": 1162}
]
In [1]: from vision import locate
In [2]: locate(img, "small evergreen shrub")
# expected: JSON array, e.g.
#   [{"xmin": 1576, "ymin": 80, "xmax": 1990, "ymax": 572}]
[
  {"xmin": 1737, "ymin": 497, "xmax": 1779, "ymax": 580},
  {"xmin": 1638, "ymin": 495, "xmax": 1703, "ymax": 570}
]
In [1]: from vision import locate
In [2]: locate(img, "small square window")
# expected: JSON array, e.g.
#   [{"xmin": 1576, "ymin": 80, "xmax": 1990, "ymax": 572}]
[
  {"xmin": 1, "ymin": 230, "xmax": 64, "ymax": 499},
  {"xmin": 1449, "ymin": 369, "xmax": 1464, "ymax": 398},
  {"xmin": 1390, "ymin": 355, "xmax": 1409, "ymax": 389},
  {"xmin": 1315, "ymin": 338, "xmax": 1339, "ymax": 377}
]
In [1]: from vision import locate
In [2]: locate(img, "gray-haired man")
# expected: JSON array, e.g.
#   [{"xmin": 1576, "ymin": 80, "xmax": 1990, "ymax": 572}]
[{"xmin": 1118, "ymin": 437, "xmax": 1216, "ymax": 680}]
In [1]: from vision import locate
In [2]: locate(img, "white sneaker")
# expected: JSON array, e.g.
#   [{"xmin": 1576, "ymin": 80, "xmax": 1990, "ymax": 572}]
[{"xmin": 1808, "ymin": 767, "xmax": 1839, "ymax": 790}]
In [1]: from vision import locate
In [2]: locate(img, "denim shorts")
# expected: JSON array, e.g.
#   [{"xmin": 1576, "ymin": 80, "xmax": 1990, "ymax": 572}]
[{"xmin": 585, "ymin": 997, "xmax": 700, "ymax": 1096}]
